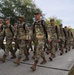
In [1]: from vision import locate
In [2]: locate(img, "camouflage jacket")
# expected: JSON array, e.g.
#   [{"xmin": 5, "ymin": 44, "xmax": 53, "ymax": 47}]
[
  {"xmin": 47, "ymin": 25, "xmax": 57, "ymax": 40},
  {"xmin": 4, "ymin": 24, "xmax": 14, "ymax": 40},
  {"xmin": 32, "ymin": 20, "xmax": 47, "ymax": 41},
  {"xmin": 14, "ymin": 22, "xmax": 26, "ymax": 40}
]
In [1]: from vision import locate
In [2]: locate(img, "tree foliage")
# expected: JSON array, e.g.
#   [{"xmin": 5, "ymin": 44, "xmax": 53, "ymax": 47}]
[{"xmin": 0, "ymin": 0, "xmax": 41, "ymax": 25}]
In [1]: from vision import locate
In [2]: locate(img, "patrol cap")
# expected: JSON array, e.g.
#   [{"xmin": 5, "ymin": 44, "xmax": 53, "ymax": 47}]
[
  {"xmin": 5, "ymin": 17, "xmax": 10, "ymax": 21},
  {"xmin": 34, "ymin": 11, "xmax": 42, "ymax": 15},
  {"xmin": 50, "ymin": 19, "xmax": 54, "ymax": 22}
]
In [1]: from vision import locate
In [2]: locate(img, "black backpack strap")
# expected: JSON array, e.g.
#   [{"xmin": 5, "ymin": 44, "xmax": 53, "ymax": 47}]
[
  {"xmin": 71, "ymin": 32, "xmax": 73, "ymax": 37},
  {"xmin": 63, "ymin": 28, "xmax": 66, "ymax": 38},
  {"xmin": 55, "ymin": 26, "xmax": 58, "ymax": 34},
  {"xmin": 41, "ymin": 20, "xmax": 48, "ymax": 39},
  {"xmin": 55, "ymin": 25, "xmax": 59, "ymax": 38},
  {"xmin": 33, "ymin": 22, "xmax": 36, "ymax": 34},
  {"xmin": 9, "ymin": 25, "xmax": 14, "ymax": 36},
  {"xmin": 23, "ymin": 23, "xmax": 26, "ymax": 30}
]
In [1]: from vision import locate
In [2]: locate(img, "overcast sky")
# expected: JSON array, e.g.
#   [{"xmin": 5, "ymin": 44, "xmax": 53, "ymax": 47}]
[{"xmin": 34, "ymin": 0, "xmax": 74, "ymax": 28}]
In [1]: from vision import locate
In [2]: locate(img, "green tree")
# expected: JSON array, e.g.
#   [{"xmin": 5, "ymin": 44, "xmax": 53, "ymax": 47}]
[{"xmin": 0, "ymin": 0, "xmax": 41, "ymax": 25}]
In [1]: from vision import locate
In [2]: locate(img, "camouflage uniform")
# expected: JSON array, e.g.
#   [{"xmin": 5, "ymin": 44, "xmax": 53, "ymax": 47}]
[
  {"xmin": 33, "ymin": 20, "xmax": 46, "ymax": 61},
  {"xmin": 58, "ymin": 24, "xmax": 65, "ymax": 55},
  {"xmin": 13, "ymin": 22, "xmax": 29, "ymax": 64},
  {"xmin": 31, "ymin": 12, "xmax": 47, "ymax": 71},
  {"xmin": 67, "ymin": 29, "xmax": 73, "ymax": 51},
  {"xmin": 64, "ymin": 27, "xmax": 69, "ymax": 52},
  {"xmin": 0, "ymin": 24, "xmax": 16, "ymax": 62},
  {"xmin": 4, "ymin": 24, "xmax": 14, "ymax": 56},
  {"xmin": 47, "ymin": 24, "xmax": 57, "ymax": 60}
]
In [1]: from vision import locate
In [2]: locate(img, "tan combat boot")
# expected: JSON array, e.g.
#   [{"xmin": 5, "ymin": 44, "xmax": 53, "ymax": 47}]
[
  {"xmin": 0, "ymin": 54, "xmax": 7, "ymax": 62},
  {"xmin": 13, "ymin": 57, "xmax": 21, "ymax": 65},
  {"xmin": 30, "ymin": 60, "xmax": 38, "ymax": 71},
  {"xmin": 40, "ymin": 57, "xmax": 47, "ymax": 64}
]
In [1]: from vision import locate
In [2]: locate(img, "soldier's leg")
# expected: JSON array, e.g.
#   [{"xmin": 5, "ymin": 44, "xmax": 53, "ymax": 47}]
[
  {"xmin": 67, "ymin": 39, "xmax": 70, "ymax": 52},
  {"xmin": 0, "ymin": 40, "xmax": 12, "ymax": 62},
  {"xmin": 31, "ymin": 40, "xmax": 40, "ymax": 71},
  {"xmin": 23, "ymin": 41, "xmax": 29, "ymax": 61},
  {"xmin": 31, "ymin": 40, "xmax": 46, "ymax": 71},
  {"xmin": 49, "ymin": 40, "xmax": 56, "ymax": 61},
  {"xmin": 59, "ymin": 39, "xmax": 64, "ymax": 55},
  {"xmin": 13, "ymin": 40, "xmax": 28, "ymax": 65},
  {"xmin": 65, "ymin": 40, "xmax": 68, "ymax": 53},
  {"xmin": 29, "ymin": 41, "xmax": 33, "ymax": 51},
  {"xmin": 46, "ymin": 40, "xmax": 51, "ymax": 55},
  {"xmin": 37, "ymin": 40, "xmax": 46, "ymax": 64},
  {"xmin": 32, "ymin": 43, "xmax": 37, "ymax": 59}
]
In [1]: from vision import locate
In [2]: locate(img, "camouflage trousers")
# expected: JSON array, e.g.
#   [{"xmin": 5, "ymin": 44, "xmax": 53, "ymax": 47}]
[
  {"xmin": 18, "ymin": 39, "xmax": 28, "ymax": 57},
  {"xmin": 4, "ymin": 39, "xmax": 13, "ymax": 56},
  {"xmin": 68, "ymin": 39, "xmax": 72, "ymax": 50},
  {"xmin": 64, "ymin": 39, "xmax": 68, "ymax": 49},
  {"xmin": 58, "ymin": 38, "xmax": 65, "ymax": 51},
  {"xmin": 34, "ymin": 39, "xmax": 45, "ymax": 61},
  {"xmin": 48, "ymin": 39, "xmax": 57, "ymax": 54}
]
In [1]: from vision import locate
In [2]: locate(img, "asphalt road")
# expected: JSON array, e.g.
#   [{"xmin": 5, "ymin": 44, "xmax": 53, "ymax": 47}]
[{"xmin": 0, "ymin": 48, "xmax": 74, "ymax": 75}]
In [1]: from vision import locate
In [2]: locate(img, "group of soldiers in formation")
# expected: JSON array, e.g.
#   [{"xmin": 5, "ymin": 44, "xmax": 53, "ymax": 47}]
[{"xmin": 0, "ymin": 11, "xmax": 74, "ymax": 71}]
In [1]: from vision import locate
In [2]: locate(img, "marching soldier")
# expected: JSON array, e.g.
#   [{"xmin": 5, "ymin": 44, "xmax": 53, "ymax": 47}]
[
  {"xmin": 64, "ymin": 26, "xmax": 69, "ymax": 53},
  {"xmin": 0, "ymin": 18, "xmax": 5, "ymax": 51},
  {"xmin": 67, "ymin": 27, "xmax": 73, "ymax": 51},
  {"xmin": 13, "ymin": 15, "xmax": 29, "ymax": 65},
  {"xmin": 58, "ymin": 24, "xmax": 65, "ymax": 55},
  {"xmin": 47, "ymin": 19, "xmax": 58, "ymax": 61},
  {"xmin": 0, "ymin": 17, "xmax": 16, "ymax": 62},
  {"xmin": 30, "ymin": 11, "xmax": 47, "ymax": 71}
]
